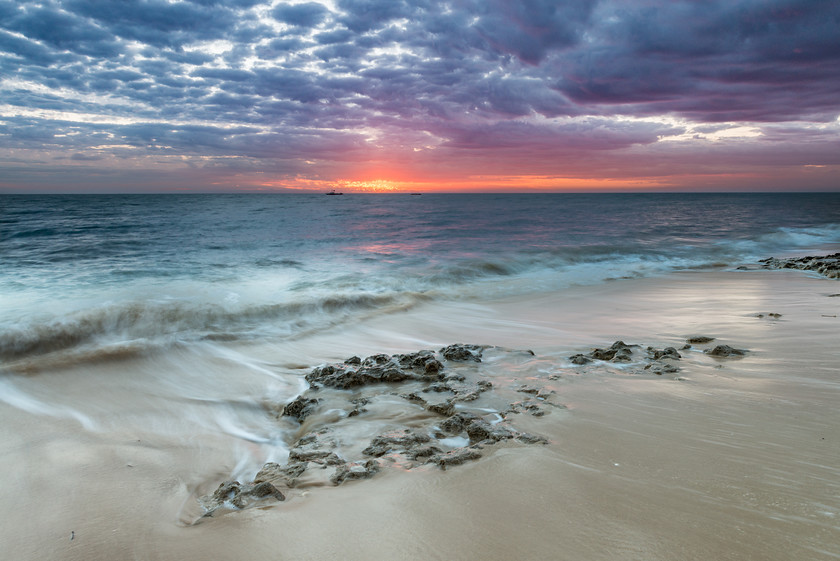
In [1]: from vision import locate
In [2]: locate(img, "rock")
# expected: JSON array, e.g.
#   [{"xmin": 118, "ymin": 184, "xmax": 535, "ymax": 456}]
[
  {"xmin": 362, "ymin": 431, "xmax": 432, "ymax": 457},
  {"xmin": 759, "ymin": 254, "xmax": 840, "ymax": 279},
  {"xmin": 427, "ymin": 400, "xmax": 455, "ymax": 416},
  {"xmin": 331, "ymin": 459, "xmax": 380, "ymax": 485},
  {"xmin": 407, "ymin": 445, "xmax": 443, "ymax": 461},
  {"xmin": 394, "ymin": 350, "xmax": 443, "ymax": 376},
  {"xmin": 439, "ymin": 412, "xmax": 482, "ymax": 434},
  {"xmin": 306, "ymin": 359, "xmax": 415, "ymax": 389},
  {"xmin": 644, "ymin": 362, "xmax": 680, "ymax": 375},
  {"xmin": 611, "ymin": 347, "xmax": 633, "ymax": 362},
  {"xmin": 253, "ymin": 462, "xmax": 307, "ymax": 488},
  {"xmin": 424, "ymin": 382, "xmax": 453, "ymax": 393},
  {"xmin": 647, "ymin": 346, "xmax": 681, "ymax": 360},
  {"xmin": 289, "ymin": 448, "xmax": 342, "ymax": 464},
  {"xmin": 569, "ymin": 353, "xmax": 591, "ymax": 365},
  {"xmin": 205, "ymin": 479, "xmax": 285, "ymax": 512},
  {"xmin": 517, "ymin": 385, "xmax": 540, "ymax": 395},
  {"xmin": 430, "ymin": 448, "xmax": 482, "ymax": 469},
  {"xmin": 583, "ymin": 341, "xmax": 636, "ymax": 362},
  {"xmin": 281, "ymin": 395, "xmax": 320, "ymax": 422},
  {"xmin": 344, "ymin": 356, "xmax": 361, "ymax": 365},
  {"xmin": 465, "ymin": 420, "xmax": 516, "ymax": 444},
  {"xmin": 686, "ymin": 336, "xmax": 715, "ymax": 344},
  {"xmin": 249, "ymin": 482, "xmax": 286, "ymax": 500},
  {"xmin": 440, "ymin": 344, "xmax": 483, "ymax": 362},
  {"xmin": 517, "ymin": 433, "xmax": 549, "ymax": 445},
  {"xmin": 706, "ymin": 345, "xmax": 746, "ymax": 357}
]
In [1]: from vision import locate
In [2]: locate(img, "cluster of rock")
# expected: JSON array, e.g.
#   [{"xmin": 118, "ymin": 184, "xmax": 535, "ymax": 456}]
[
  {"xmin": 199, "ymin": 336, "xmax": 753, "ymax": 517},
  {"xmin": 567, "ymin": 336, "xmax": 748, "ymax": 375},
  {"xmin": 199, "ymin": 344, "xmax": 552, "ymax": 517},
  {"xmin": 759, "ymin": 253, "xmax": 840, "ymax": 279}
]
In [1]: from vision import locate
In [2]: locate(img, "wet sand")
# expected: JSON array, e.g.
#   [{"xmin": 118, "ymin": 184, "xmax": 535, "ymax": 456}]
[{"xmin": 2, "ymin": 269, "xmax": 840, "ymax": 560}]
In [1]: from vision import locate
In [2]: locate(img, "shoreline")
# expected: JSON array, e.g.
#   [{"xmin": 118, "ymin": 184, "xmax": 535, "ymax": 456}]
[{"xmin": 2, "ymin": 267, "xmax": 840, "ymax": 560}]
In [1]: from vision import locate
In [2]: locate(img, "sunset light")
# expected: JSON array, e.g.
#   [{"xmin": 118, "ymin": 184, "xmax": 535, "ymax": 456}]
[{"xmin": 1, "ymin": 1, "xmax": 838, "ymax": 193}]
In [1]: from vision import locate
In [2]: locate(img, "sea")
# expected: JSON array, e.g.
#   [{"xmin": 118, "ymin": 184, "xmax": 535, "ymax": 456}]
[{"xmin": 3, "ymin": 192, "xmax": 840, "ymax": 365}]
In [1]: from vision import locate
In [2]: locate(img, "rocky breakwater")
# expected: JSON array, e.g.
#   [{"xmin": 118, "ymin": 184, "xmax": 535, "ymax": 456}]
[
  {"xmin": 759, "ymin": 253, "xmax": 840, "ymax": 279},
  {"xmin": 198, "ymin": 344, "xmax": 557, "ymax": 519}
]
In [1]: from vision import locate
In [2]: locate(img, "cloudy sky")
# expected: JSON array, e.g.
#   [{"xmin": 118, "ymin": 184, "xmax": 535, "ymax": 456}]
[{"xmin": 1, "ymin": 0, "xmax": 839, "ymax": 192}]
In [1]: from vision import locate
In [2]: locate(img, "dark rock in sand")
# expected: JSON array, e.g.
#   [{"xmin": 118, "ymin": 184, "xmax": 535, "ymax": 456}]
[
  {"xmin": 687, "ymin": 336, "xmax": 715, "ymax": 344},
  {"xmin": 331, "ymin": 459, "xmax": 380, "ymax": 485},
  {"xmin": 465, "ymin": 420, "xmax": 517, "ymax": 444},
  {"xmin": 407, "ymin": 445, "xmax": 443, "ymax": 461},
  {"xmin": 583, "ymin": 341, "xmax": 637, "ymax": 363},
  {"xmin": 569, "ymin": 353, "xmax": 591, "ymax": 365},
  {"xmin": 644, "ymin": 362, "xmax": 681, "ymax": 375},
  {"xmin": 395, "ymin": 350, "xmax": 443, "ymax": 375},
  {"xmin": 647, "ymin": 346, "xmax": 681, "ymax": 360},
  {"xmin": 253, "ymin": 462, "xmax": 307, "ymax": 488},
  {"xmin": 250, "ymin": 481, "xmax": 286, "ymax": 500},
  {"xmin": 362, "ymin": 430, "xmax": 432, "ymax": 457},
  {"xmin": 440, "ymin": 344, "xmax": 483, "ymax": 362},
  {"xmin": 430, "ymin": 448, "xmax": 483, "ymax": 469},
  {"xmin": 424, "ymin": 382, "xmax": 453, "ymax": 393},
  {"xmin": 306, "ymin": 360, "xmax": 413, "ymax": 389},
  {"xmin": 427, "ymin": 400, "xmax": 455, "ymax": 416},
  {"xmin": 207, "ymin": 479, "xmax": 285, "ymax": 511},
  {"xmin": 517, "ymin": 433, "xmax": 550, "ymax": 445},
  {"xmin": 281, "ymin": 395, "xmax": 320, "ymax": 422},
  {"xmin": 759, "ymin": 254, "xmax": 840, "ymax": 279},
  {"xmin": 344, "ymin": 356, "xmax": 362, "ymax": 365},
  {"xmin": 706, "ymin": 345, "xmax": 746, "ymax": 357},
  {"xmin": 439, "ymin": 412, "xmax": 482, "ymax": 434}
]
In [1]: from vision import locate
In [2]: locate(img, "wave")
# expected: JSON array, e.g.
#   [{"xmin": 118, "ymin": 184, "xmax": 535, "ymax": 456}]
[
  {"xmin": 0, "ymin": 292, "xmax": 422, "ymax": 362},
  {"xmin": 3, "ymin": 222, "xmax": 838, "ymax": 365}
]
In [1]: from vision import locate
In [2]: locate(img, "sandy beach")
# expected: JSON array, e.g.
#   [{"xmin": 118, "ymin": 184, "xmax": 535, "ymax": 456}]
[{"xmin": 2, "ymin": 267, "xmax": 840, "ymax": 561}]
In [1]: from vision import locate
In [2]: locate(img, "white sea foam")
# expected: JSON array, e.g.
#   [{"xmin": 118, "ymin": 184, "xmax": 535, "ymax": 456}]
[{"xmin": 0, "ymin": 378, "xmax": 97, "ymax": 430}]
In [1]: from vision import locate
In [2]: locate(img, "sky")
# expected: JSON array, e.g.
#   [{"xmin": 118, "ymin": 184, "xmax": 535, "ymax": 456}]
[{"xmin": 1, "ymin": 0, "xmax": 839, "ymax": 193}]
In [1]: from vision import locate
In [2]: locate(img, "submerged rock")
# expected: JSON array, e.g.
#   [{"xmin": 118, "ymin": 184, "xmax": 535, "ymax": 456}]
[
  {"xmin": 281, "ymin": 395, "xmax": 320, "ymax": 422},
  {"xmin": 362, "ymin": 430, "xmax": 432, "ymax": 457},
  {"xmin": 687, "ymin": 336, "xmax": 715, "ymax": 344},
  {"xmin": 439, "ymin": 344, "xmax": 484, "ymax": 362},
  {"xmin": 576, "ymin": 341, "xmax": 637, "ymax": 363},
  {"xmin": 430, "ymin": 448, "xmax": 483, "ymax": 469},
  {"xmin": 331, "ymin": 459, "xmax": 380, "ymax": 485},
  {"xmin": 568, "ymin": 353, "xmax": 591, "ymax": 365},
  {"xmin": 647, "ymin": 346, "xmax": 681, "ymax": 360},
  {"xmin": 644, "ymin": 362, "xmax": 681, "ymax": 375},
  {"xmin": 253, "ymin": 462, "xmax": 307, "ymax": 488},
  {"xmin": 202, "ymin": 480, "xmax": 285, "ymax": 514},
  {"xmin": 706, "ymin": 345, "xmax": 747, "ymax": 357}
]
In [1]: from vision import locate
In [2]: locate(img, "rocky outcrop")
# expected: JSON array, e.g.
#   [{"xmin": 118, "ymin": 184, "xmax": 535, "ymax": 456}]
[
  {"xmin": 198, "ymin": 345, "xmax": 554, "ymax": 518},
  {"xmin": 759, "ymin": 254, "xmax": 840, "ymax": 279}
]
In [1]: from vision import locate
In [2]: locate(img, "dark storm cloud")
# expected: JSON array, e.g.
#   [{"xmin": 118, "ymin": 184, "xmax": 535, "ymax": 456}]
[
  {"xmin": 557, "ymin": 0, "xmax": 840, "ymax": 121},
  {"xmin": 1, "ymin": 0, "xmax": 839, "ymax": 191}
]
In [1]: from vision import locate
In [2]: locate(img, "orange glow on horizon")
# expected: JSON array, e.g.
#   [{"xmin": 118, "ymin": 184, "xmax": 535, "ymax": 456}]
[
  {"xmin": 253, "ymin": 170, "xmax": 769, "ymax": 193},
  {"xmin": 258, "ymin": 174, "xmax": 670, "ymax": 193}
]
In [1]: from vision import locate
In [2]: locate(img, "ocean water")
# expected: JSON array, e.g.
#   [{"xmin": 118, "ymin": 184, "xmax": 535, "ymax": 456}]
[{"xmin": 2, "ymin": 192, "xmax": 840, "ymax": 364}]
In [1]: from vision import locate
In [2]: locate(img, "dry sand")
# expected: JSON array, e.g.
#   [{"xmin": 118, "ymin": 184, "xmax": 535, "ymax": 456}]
[{"xmin": 2, "ymin": 269, "xmax": 839, "ymax": 560}]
